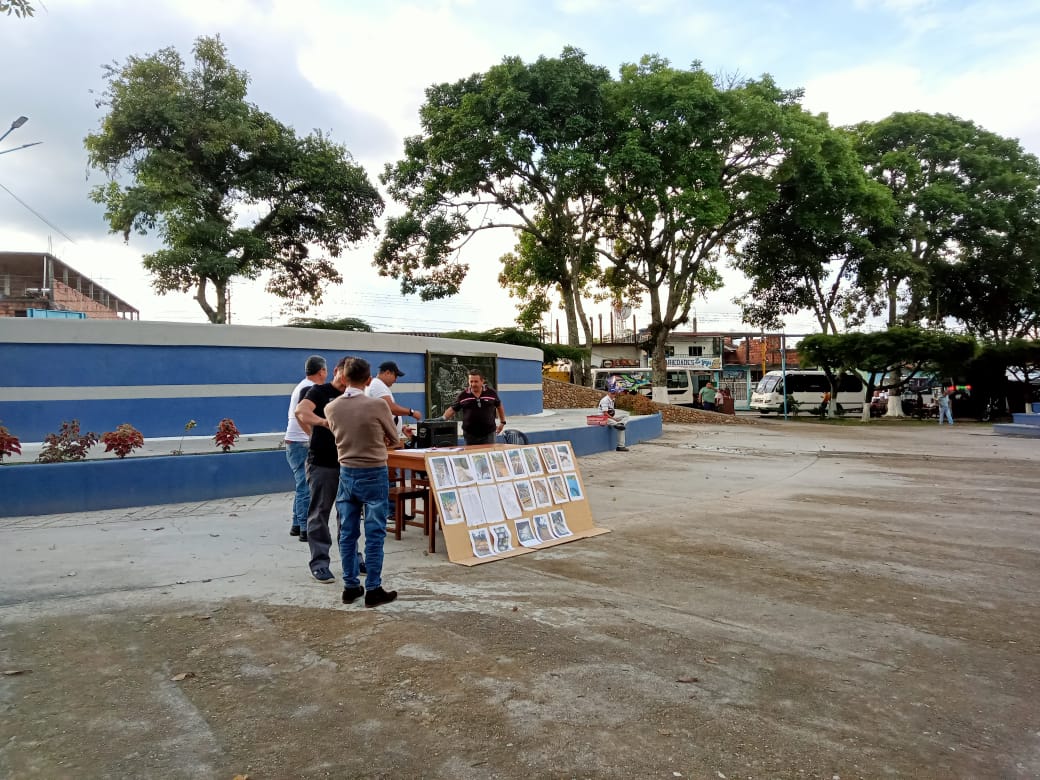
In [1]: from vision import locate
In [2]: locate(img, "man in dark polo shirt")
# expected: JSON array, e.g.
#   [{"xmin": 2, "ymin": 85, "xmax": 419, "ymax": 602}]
[
  {"xmin": 443, "ymin": 369, "xmax": 507, "ymax": 445},
  {"xmin": 294, "ymin": 355, "xmax": 362, "ymax": 583}
]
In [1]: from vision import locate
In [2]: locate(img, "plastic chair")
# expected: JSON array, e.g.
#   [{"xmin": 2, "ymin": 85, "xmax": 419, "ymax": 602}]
[{"xmin": 499, "ymin": 429, "xmax": 529, "ymax": 445}]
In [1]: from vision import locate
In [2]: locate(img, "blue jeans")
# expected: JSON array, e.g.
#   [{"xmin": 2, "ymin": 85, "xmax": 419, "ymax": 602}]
[
  {"xmin": 336, "ymin": 466, "xmax": 389, "ymax": 591},
  {"xmin": 285, "ymin": 441, "xmax": 310, "ymax": 529},
  {"xmin": 938, "ymin": 405, "xmax": 954, "ymax": 425}
]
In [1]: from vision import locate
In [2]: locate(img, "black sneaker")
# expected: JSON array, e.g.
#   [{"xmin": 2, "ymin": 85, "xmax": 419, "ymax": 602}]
[
  {"xmin": 299, "ymin": 531, "xmax": 308, "ymax": 542},
  {"xmin": 359, "ymin": 559, "xmax": 367, "ymax": 575},
  {"xmin": 289, "ymin": 526, "xmax": 301, "ymax": 537},
  {"xmin": 616, "ymin": 446, "xmax": 630, "ymax": 452},
  {"xmin": 364, "ymin": 586, "xmax": 398, "ymax": 608},
  {"xmin": 342, "ymin": 585, "xmax": 364, "ymax": 604}
]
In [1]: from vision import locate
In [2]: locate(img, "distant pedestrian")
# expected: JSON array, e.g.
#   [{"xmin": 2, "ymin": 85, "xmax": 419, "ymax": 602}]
[
  {"xmin": 285, "ymin": 355, "xmax": 326, "ymax": 538},
  {"xmin": 598, "ymin": 387, "xmax": 629, "ymax": 452},
  {"xmin": 699, "ymin": 381, "xmax": 718, "ymax": 412},
  {"xmin": 938, "ymin": 387, "xmax": 955, "ymax": 425}
]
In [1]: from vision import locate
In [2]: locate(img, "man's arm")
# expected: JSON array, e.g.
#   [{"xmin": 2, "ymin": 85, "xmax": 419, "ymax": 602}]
[
  {"xmin": 379, "ymin": 395, "xmax": 422, "ymax": 421},
  {"xmin": 378, "ymin": 403, "xmax": 399, "ymax": 447},
  {"xmin": 495, "ymin": 399, "xmax": 507, "ymax": 433},
  {"xmin": 295, "ymin": 397, "xmax": 329, "ymax": 432}
]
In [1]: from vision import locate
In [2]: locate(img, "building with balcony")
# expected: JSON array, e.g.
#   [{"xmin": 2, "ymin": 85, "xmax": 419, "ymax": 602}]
[{"xmin": 0, "ymin": 251, "xmax": 138, "ymax": 320}]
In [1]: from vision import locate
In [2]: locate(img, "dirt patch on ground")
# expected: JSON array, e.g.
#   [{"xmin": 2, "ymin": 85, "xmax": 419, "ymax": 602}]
[{"xmin": 2, "ymin": 423, "xmax": 1038, "ymax": 779}]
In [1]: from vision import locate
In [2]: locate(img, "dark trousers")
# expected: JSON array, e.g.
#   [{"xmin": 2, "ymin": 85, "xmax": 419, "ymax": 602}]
[
  {"xmin": 305, "ymin": 463, "xmax": 340, "ymax": 573},
  {"xmin": 464, "ymin": 431, "xmax": 496, "ymax": 446}
]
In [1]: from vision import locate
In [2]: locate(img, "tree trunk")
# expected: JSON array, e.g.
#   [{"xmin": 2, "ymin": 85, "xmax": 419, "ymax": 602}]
[
  {"xmin": 884, "ymin": 369, "xmax": 905, "ymax": 416},
  {"xmin": 195, "ymin": 277, "xmax": 219, "ymax": 323}
]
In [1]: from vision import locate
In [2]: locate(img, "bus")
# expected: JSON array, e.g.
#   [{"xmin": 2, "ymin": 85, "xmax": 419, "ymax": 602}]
[
  {"xmin": 592, "ymin": 367, "xmax": 709, "ymax": 407},
  {"xmin": 749, "ymin": 370, "xmax": 865, "ymax": 415}
]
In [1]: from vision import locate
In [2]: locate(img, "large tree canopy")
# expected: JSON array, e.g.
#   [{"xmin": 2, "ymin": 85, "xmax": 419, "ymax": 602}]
[
  {"xmin": 595, "ymin": 58, "xmax": 809, "ymax": 392},
  {"xmin": 853, "ymin": 112, "xmax": 1040, "ymax": 337},
  {"xmin": 378, "ymin": 47, "xmax": 612, "ymax": 367},
  {"xmin": 734, "ymin": 118, "xmax": 895, "ymax": 334},
  {"xmin": 85, "ymin": 36, "xmax": 383, "ymax": 323}
]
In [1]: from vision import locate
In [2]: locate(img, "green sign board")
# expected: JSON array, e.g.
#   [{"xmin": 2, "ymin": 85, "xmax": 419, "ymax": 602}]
[{"xmin": 426, "ymin": 352, "xmax": 498, "ymax": 418}]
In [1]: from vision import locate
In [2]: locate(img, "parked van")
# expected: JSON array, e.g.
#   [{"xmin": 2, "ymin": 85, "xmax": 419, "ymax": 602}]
[
  {"xmin": 750, "ymin": 370, "xmax": 865, "ymax": 414},
  {"xmin": 591, "ymin": 367, "xmax": 710, "ymax": 407}
]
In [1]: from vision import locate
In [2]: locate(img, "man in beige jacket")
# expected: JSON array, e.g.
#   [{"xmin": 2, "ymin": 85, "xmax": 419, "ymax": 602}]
[{"xmin": 325, "ymin": 357, "xmax": 400, "ymax": 608}]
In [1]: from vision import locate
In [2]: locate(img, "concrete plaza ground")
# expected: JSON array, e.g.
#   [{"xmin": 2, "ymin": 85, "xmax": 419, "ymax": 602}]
[{"xmin": 1, "ymin": 420, "xmax": 1038, "ymax": 779}]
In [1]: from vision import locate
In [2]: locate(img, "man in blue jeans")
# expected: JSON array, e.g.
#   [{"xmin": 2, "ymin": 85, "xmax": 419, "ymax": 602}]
[
  {"xmin": 285, "ymin": 355, "xmax": 326, "ymax": 538},
  {"xmin": 325, "ymin": 357, "xmax": 400, "ymax": 608}
]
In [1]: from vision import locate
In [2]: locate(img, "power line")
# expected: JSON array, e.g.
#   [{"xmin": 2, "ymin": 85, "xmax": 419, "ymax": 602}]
[{"xmin": 0, "ymin": 179, "xmax": 75, "ymax": 243}]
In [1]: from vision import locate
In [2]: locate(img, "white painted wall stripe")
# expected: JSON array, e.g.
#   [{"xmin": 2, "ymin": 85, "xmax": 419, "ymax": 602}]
[{"xmin": 0, "ymin": 382, "xmax": 544, "ymax": 402}]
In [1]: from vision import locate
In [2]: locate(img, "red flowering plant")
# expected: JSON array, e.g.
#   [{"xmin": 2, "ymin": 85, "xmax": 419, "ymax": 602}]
[
  {"xmin": 214, "ymin": 418, "xmax": 240, "ymax": 452},
  {"xmin": 100, "ymin": 423, "xmax": 145, "ymax": 459},
  {"xmin": 0, "ymin": 421, "xmax": 21, "ymax": 464},
  {"xmin": 37, "ymin": 420, "xmax": 99, "ymax": 463}
]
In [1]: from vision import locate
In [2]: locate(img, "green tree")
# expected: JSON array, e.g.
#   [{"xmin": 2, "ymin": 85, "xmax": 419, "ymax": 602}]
[
  {"xmin": 853, "ymin": 112, "xmax": 1040, "ymax": 335},
  {"xmin": 85, "ymin": 36, "xmax": 383, "ymax": 323},
  {"xmin": 1, "ymin": 1, "xmax": 34, "ymax": 18},
  {"xmin": 595, "ymin": 58, "xmax": 802, "ymax": 396},
  {"xmin": 378, "ymin": 48, "xmax": 613, "ymax": 371},
  {"xmin": 799, "ymin": 328, "xmax": 975, "ymax": 421},
  {"xmin": 735, "ymin": 118, "xmax": 895, "ymax": 334},
  {"xmin": 440, "ymin": 326, "xmax": 588, "ymax": 364},
  {"xmin": 285, "ymin": 316, "xmax": 372, "ymax": 332}
]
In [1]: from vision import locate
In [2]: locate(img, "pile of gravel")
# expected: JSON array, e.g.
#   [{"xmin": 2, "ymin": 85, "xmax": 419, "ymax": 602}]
[{"xmin": 541, "ymin": 378, "xmax": 754, "ymax": 425}]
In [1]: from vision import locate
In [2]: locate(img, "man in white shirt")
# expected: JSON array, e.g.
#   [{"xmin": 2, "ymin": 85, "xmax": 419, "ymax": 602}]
[
  {"xmin": 285, "ymin": 355, "xmax": 326, "ymax": 538},
  {"xmin": 366, "ymin": 361, "xmax": 423, "ymax": 442},
  {"xmin": 598, "ymin": 387, "xmax": 629, "ymax": 452}
]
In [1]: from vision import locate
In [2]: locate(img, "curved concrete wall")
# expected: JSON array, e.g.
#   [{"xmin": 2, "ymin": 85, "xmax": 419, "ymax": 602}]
[{"xmin": 0, "ymin": 320, "xmax": 543, "ymax": 440}]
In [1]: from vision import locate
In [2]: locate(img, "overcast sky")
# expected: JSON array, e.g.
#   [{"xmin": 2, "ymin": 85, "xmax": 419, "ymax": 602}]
[{"xmin": 2, "ymin": 0, "xmax": 1038, "ymax": 335}]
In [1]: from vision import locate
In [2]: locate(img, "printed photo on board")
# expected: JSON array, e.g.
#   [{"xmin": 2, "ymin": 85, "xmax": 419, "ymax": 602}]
[
  {"xmin": 538, "ymin": 444, "xmax": 561, "ymax": 472},
  {"xmin": 450, "ymin": 454, "xmax": 477, "ymax": 486},
  {"xmin": 564, "ymin": 472, "xmax": 584, "ymax": 501},
  {"xmin": 438, "ymin": 489, "xmax": 465, "ymax": 525},
  {"xmin": 469, "ymin": 451, "xmax": 495, "ymax": 484},
  {"xmin": 547, "ymin": 474, "xmax": 570, "ymax": 504},
  {"xmin": 530, "ymin": 477, "xmax": 552, "ymax": 508},
  {"xmin": 521, "ymin": 447, "xmax": 543, "ymax": 476},
  {"xmin": 429, "ymin": 456, "xmax": 455, "ymax": 490},
  {"xmin": 554, "ymin": 443, "xmax": 575, "ymax": 471},
  {"xmin": 490, "ymin": 523, "xmax": 514, "ymax": 553},
  {"xmin": 469, "ymin": 528, "xmax": 495, "ymax": 558},
  {"xmin": 489, "ymin": 450, "xmax": 511, "ymax": 480},
  {"xmin": 515, "ymin": 518, "xmax": 539, "ymax": 546},
  {"xmin": 513, "ymin": 479, "xmax": 536, "ymax": 512},
  {"xmin": 505, "ymin": 448, "xmax": 527, "ymax": 477},
  {"xmin": 548, "ymin": 509, "xmax": 572, "ymax": 538},
  {"xmin": 533, "ymin": 513, "xmax": 555, "ymax": 540}
]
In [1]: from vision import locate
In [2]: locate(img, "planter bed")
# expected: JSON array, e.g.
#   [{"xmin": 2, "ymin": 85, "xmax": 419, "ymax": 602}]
[{"xmin": 0, "ymin": 450, "xmax": 291, "ymax": 518}]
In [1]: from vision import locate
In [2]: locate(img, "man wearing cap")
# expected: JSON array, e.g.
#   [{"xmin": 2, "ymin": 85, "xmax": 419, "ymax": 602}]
[
  {"xmin": 366, "ymin": 361, "xmax": 423, "ymax": 442},
  {"xmin": 598, "ymin": 386, "xmax": 630, "ymax": 452},
  {"xmin": 285, "ymin": 355, "xmax": 327, "ymax": 538}
]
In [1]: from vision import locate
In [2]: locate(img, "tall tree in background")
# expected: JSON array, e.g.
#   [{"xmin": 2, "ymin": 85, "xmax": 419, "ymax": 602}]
[
  {"xmin": 378, "ymin": 48, "xmax": 612, "ymax": 374},
  {"xmin": 86, "ymin": 36, "xmax": 383, "ymax": 323},
  {"xmin": 853, "ymin": 112, "xmax": 1040, "ymax": 334},
  {"xmin": 595, "ymin": 58, "xmax": 803, "ymax": 397},
  {"xmin": 735, "ymin": 117, "xmax": 895, "ymax": 334}
]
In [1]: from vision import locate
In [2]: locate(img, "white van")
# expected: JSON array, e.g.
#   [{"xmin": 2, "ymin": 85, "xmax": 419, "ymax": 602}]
[
  {"xmin": 750, "ymin": 370, "xmax": 865, "ymax": 414},
  {"xmin": 592, "ymin": 367, "xmax": 709, "ymax": 407}
]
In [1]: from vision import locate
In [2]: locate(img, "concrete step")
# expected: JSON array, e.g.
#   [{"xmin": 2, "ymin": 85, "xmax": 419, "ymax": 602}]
[
  {"xmin": 993, "ymin": 422, "xmax": 1040, "ymax": 438},
  {"xmin": 1010, "ymin": 412, "xmax": 1040, "ymax": 426}
]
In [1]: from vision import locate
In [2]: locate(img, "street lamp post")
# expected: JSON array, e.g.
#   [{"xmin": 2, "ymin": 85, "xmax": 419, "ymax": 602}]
[{"xmin": 0, "ymin": 115, "xmax": 41, "ymax": 154}]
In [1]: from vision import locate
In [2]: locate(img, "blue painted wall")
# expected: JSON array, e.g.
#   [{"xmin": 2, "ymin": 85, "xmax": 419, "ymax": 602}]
[
  {"xmin": 0, "ymin": 320, "xmax": 543, "ymax": 440},
  {"xmin": 0, "ymin": 414, "xmax": 661, "ymax": 517}
]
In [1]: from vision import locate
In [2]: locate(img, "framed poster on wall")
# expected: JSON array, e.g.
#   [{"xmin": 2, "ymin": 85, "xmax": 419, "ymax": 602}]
[{"xmin": 426, "ymin": 352, "xmax": 498, "ymax": 418}]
